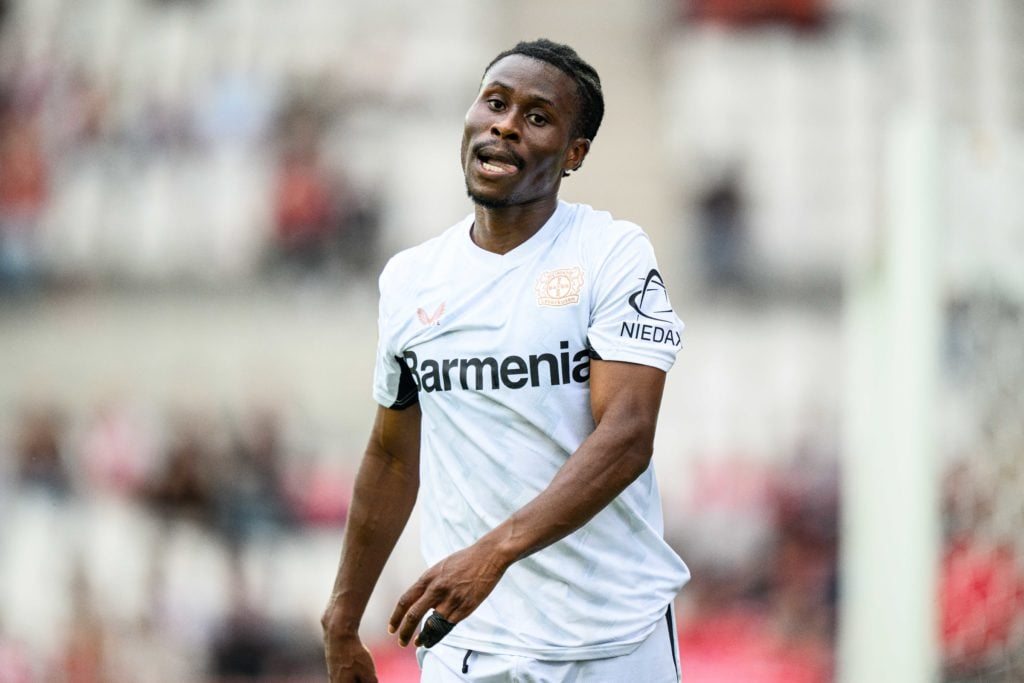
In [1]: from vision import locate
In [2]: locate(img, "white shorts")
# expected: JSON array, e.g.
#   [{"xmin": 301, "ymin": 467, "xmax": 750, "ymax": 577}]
[{"xmin": 417, "ymin": 606, "xmax": 680, "ymax": 683}]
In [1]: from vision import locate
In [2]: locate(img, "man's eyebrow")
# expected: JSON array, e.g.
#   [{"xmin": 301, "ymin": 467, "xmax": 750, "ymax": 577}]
[{"xmin": 484, "ymin": 80, "xmax": 557, "ymax": 108}]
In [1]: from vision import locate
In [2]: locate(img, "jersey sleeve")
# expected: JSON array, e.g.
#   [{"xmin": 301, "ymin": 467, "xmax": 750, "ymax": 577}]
[
  {"xmin": 586, "ymin": 225, "xmax": 684, "ymax": 372},
  {"xmin": 372, "ymin": 261, "xmax": 420, "ymax": 410}
]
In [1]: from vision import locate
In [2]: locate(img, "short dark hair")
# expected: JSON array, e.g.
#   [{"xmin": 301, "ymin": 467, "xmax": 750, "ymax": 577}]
[{"xmin": 483, "ymin": 38, "xmax": 604, "ymax": 142}]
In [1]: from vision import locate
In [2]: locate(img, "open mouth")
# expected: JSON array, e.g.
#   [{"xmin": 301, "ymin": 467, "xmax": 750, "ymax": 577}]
[
  {"xmin": 475, "ymin": 146, "xmax": 522, "ymax": 176},
  {"xmin": 480, "ymin": 158, "xmax": 518, "ymax": 174}
]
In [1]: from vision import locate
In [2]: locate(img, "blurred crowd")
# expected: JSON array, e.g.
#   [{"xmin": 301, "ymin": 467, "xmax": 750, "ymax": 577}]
[
  {"xmin": 0, "ymin": 1, "xmax": 384, "ymax": 293},
  {"xmin": 0, "ymin": 397, "xmax": 353, "ymax": 682},
  {"xmin": 8, "ymin": 399, "xmax": 349, "ymax": 534},
  {"xmin": 671, "ymin": 440, "xmax": 1024, "ymax": 683},
  {"xmin": 670, "ymin": 447, "xmax": 839, "ymax": 683}
]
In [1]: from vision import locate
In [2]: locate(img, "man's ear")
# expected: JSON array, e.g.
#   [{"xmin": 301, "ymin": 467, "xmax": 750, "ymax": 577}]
[{"xmin": 562, "ymin": 138, "xmax": 591, "ymax": 176}]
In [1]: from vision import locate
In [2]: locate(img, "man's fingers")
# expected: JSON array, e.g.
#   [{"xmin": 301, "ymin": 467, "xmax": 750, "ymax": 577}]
[
  {"xmin": 388, "ymin": 556, "xmax": 488, "ymax": 648},
  {"xmin": 397, "ymin": 593, "xmax": 437, "ymax": 646},
  {"xmin": 387, "ymin": 577, "xmax": 429, "ymax": 634},
  {"xmin": 386, "ymin": 598, "xmax": 409, "ymax": 635}
]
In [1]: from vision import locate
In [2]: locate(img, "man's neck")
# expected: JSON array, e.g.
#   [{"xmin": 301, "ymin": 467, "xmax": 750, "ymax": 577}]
[{"xmin": 470, "ymin": 197, "xmax": 559, "ymax": 255}]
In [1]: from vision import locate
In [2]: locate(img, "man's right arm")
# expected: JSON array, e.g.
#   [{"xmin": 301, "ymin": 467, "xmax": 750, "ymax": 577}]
[{"xmin": 322, "ymin": 403, "xmax": 422, "ymax": 683}]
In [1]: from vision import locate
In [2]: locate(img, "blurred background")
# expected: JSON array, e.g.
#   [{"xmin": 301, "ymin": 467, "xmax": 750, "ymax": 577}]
[{"xmin": 0, "ymin": 0, "xmax": 1021, "ymax": 681}]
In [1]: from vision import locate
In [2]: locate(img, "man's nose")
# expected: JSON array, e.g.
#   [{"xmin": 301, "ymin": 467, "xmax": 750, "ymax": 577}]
[{"xmin": 490, "ymin": 113, "xmax": 520, "ymax": 141}]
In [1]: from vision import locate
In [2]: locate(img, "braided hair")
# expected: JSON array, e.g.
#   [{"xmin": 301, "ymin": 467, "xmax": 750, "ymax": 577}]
[{"xmin": 483, "ymin": 38, "xmax": 604, "ymax": 143}]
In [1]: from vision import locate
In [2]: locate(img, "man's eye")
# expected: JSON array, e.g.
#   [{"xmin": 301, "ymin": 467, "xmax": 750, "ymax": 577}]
[
  {"xmin": 487, "ymin": 99, "xmax": 505, "ymax": 111},
  {"xmin": 527, "ymin": 113, "xmax": 548, "ymax": 126}
]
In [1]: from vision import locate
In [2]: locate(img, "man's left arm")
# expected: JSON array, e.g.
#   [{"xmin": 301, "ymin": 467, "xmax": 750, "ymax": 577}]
[{"xmin": 389, "ymin": 358, "xmax": 666, "ymax": 646}]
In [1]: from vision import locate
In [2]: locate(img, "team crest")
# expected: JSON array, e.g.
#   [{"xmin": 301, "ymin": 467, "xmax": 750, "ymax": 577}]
[{"xmin": 535, "ymin": 267, "xmax": 584, "ymax": 307}]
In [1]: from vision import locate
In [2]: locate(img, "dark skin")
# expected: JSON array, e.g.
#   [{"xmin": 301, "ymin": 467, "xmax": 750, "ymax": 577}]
[
  {"xmin": 322, "ymin": 405, "xmax": 422, "ymax": 682},
  {"xmin": 459, "ymin": 54, "xmax": 590, "ymax": 254},
  {"xmin": 321, "ymin": 55, "xmax": 670, "ymax": 682}
]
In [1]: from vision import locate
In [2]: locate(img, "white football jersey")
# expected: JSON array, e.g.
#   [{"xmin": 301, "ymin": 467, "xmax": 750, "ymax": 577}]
[{"xmin": 373, "ymin": 201, "xmax": 689, "ymax": 660}]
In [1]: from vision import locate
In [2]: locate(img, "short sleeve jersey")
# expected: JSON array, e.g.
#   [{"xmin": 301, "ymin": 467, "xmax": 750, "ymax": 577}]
[{"xmin": 373, "ymin": 201, "xmax": 690, "ymax": 661}]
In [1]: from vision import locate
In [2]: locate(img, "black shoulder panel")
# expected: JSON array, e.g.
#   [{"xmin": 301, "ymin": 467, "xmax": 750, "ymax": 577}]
[{"xmin": 389, "ymin": 355, "xmax": 420, "ymax": 410}]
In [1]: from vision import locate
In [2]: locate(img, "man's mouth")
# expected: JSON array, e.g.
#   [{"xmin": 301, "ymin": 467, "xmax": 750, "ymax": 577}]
[
  {"xmin": 474, "ymin": 145, "xmax": 522, "ymax": 176},
  {"xmin": 480, "ymin": 158, "xmax": 518, "ymax": 174}
]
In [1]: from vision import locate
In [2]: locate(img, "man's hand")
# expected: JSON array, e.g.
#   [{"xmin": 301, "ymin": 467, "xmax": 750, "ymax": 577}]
[
  {"xmin": 322, "ymin": 626, "xmax": 378, "ymax": 683},
  {"xmin": 388, "ymin": 542, "xmax": 508, "ymax": 647}
]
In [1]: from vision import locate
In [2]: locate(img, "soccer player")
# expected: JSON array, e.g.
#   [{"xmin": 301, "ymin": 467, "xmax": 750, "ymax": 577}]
[{"xmin": 322, "ymin": 38, "xmax": 688, "ymax": 682}]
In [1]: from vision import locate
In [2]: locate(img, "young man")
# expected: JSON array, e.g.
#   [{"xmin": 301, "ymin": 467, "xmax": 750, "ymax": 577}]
[{"xmin": 322, "ymin": 39, "xmax": 688, "ymax": 682}]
